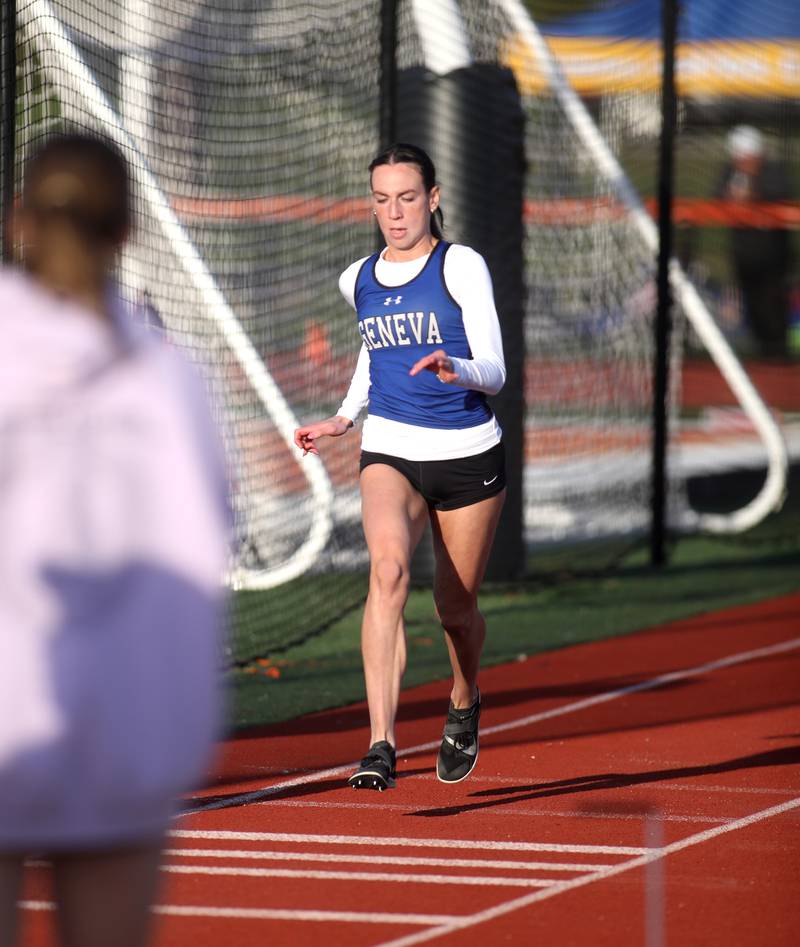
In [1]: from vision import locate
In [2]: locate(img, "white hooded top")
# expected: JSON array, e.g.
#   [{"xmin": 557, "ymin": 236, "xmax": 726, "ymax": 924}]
[{"xmin": 0, "ymin": 269, "xmax": 230, "ymax": 849}]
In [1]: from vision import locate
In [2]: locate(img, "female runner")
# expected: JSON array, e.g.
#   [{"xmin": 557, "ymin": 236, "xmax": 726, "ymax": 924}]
[{"xmin": 294, "ymin": 143, "xmax": 505, "ymax": 790}]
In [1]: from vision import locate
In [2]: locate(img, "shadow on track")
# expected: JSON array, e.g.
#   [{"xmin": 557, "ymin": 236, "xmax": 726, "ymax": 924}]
[
  {"xmin": 183, "ymin": 766, "xmax": 433, "ymax": 813},
  {"xmin": 408, "ymin": 744, "xmax": 800, "ymax": 818}
]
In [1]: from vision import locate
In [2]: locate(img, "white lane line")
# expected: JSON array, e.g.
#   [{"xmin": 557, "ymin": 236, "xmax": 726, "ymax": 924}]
[
  {"xmin": 171, "ymin": 830, "xmax": 650, "ymax": 856},
  {"xmin": 375, "ymin": 795, "xmax": 800, "ymax": 947},
  {"xmin": 18, "ymin": 901, "xmax": 460, "ymax": 927},
  {"xmin": 183, "ymin": 636, "xmax": 800, "ymax": 814},
  {"xmin": 476, "ymin": 637, "xmax": 800, "ymax": 739},
  {"xmin": 240, "ymin": 798, "xmax": 732, "ymax": 825},
  {"xmin": 636, "ymin": 782, "xmax": 799, "ymax": 796},
  {"xmin": 164, "ymin": 848, "xmax": 609, "ymax": 872},
  {"xmin": 161, "ymin": 864, "xmax": 558, "ymax": 888},
  {"xmin": 153, "ymin": 906, "xmax": 457, "ymax": 925}
]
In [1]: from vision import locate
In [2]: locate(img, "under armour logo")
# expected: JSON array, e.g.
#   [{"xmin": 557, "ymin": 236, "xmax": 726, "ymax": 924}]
[{"xmin": 383, "ymin": 295, "xmax": 402, "ymax": 306}]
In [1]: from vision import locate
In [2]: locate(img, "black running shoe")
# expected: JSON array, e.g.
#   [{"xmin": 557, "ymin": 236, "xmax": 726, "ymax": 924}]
[
  {"xmin": 348, "ymin": 740, "xmax": 396, "ymax": 791},
  {"xmin": 436, "ymin": 690, "xmax": 481, "ymax": 784}
]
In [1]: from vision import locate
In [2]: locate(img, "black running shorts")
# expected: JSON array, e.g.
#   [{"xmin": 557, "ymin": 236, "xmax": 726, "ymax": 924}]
[{"xmin": 359, "ymin": 441, "xmax": 506, "ymax": 511}]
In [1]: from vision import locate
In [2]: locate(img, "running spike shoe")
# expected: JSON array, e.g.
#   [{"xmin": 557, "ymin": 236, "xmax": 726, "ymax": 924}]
[
  {"xmin": 436, "ymin": 690, "xmax": 481, "ymax": 784},
  {"xmin": 348, "ymin": 740, "xmax": 396, "ymax": 791}
]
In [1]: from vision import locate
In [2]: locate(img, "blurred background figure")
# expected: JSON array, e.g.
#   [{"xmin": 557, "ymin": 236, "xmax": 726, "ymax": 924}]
[
  {"xmin": 0, "ymin": 134, "xmax": 230, "ymax": 947},
  {"xmin": 716, "ymin": 125, "xmax": 794, "ymax": 359}
]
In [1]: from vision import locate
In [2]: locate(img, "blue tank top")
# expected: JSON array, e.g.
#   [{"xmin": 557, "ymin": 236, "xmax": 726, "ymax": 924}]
[{"xmin": 353, "ymin": 241, "xmax": 492, "ymax": 430}]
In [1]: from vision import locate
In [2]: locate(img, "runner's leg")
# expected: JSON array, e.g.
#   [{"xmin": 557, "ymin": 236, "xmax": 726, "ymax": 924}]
[
  {"xmin": 431, "ymin": 490, "xmax": 505, "ymax": 708},
  {"xmin": 51, "ymin": 843, "xmax": 163, "ymax": 947},
  {"xmin": 360, "ymin": 464, "xmax": 429, "ymax": 747}
]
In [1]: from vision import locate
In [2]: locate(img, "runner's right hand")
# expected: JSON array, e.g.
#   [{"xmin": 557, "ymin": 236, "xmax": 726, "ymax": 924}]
[{"xmin": 294, "ymin": 416, "xmax": 352, "ymax": 455}]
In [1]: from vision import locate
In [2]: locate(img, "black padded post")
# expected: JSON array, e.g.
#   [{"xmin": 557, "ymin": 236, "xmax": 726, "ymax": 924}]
[{"xmin": 398, "ymin": 64, "xmax": 527, "ymax": 580}]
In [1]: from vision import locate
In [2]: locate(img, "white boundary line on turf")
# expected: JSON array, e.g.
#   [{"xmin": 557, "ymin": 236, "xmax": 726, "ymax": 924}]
[
  {"xmin": 374, "ymin": 795, "xmax": 800, "ymax": 947},
  {"xmin": 182, "ymin": 636, "xmax": 800, "ymax": 814},
  {"xmin": 161, "ymin": 864, "xmax": 558, "ymax": 888},
  {"xmin": 171, "ymin": 830, "xmax": 650, "ymax": 856},
  {"xmin": 164, "ymin": 848, "xmax": 611, "ymax": 872},
  {"xmin": 17, "ymin": 901, "xmax": 461, "ymax": 927}
]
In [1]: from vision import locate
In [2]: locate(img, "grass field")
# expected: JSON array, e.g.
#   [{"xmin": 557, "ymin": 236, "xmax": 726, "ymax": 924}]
[{"xmin": 230, "ymin": 467, "xmax": 800, "ymax": 730}]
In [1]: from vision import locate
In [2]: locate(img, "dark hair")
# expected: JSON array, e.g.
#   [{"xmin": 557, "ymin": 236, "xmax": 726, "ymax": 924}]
[
  {"xmin": 23, "ymin": 132, "xmax": 131, "ymax": 245},
  {"xmin": 369, "ymin": 142, "xmax": 444, "ymax": 240}
]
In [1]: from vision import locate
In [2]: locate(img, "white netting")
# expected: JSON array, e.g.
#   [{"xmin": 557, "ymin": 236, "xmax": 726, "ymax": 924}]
[
  {"xmin": 16, "ymin": 0, "xmax": 382, "ymax": 660},
  {"xmin": 457, "ymin": 0, "xmax": 684, "ymax": 547},
  {"xmin": 12, "ymin": 0, "xmax": 697, "ymax": 657}
]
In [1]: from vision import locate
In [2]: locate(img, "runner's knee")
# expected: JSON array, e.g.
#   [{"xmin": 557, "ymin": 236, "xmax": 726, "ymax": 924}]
[
  {"xmin": 370, "ymin": 556, "xmax": 410, "ymax": 602},
  {"xmin": 435, "ymin": 598, "xmax": 480, "ymax": 638}
]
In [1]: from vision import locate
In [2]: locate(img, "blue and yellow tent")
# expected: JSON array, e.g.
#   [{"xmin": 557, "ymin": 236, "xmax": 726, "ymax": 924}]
[{"xmin": 509, "ymin": 0, "xmax": 799, "ymax": 97}]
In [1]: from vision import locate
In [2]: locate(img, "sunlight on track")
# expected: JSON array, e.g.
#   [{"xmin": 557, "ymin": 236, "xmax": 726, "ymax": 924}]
[{"xmin": 184, "ymin": 636, "xmax": 800, "ymax": 815}]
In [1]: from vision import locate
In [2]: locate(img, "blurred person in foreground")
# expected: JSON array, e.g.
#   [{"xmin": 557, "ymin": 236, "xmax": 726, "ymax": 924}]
[
  {"xmin": 0, "ymin": 134, "xmax": 230, "ymax": 947},
  {"xmin": 716, "ymin": 125, "xmax": 794, "ymax": 359}
]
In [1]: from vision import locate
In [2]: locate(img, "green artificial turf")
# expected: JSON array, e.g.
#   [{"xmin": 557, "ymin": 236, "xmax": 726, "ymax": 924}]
[{"xmin": 230, "ymin": 492, "xmax": 800, "ymax": 730}]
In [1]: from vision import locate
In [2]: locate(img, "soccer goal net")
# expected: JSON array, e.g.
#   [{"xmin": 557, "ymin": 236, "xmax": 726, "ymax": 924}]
[
  {"xmin": 11, "ymin": 0, "xmax": 732, "ymax": 661},
  {"xmin": 14, "ymin": 0, "xmax": 385, "ymax": 662}
]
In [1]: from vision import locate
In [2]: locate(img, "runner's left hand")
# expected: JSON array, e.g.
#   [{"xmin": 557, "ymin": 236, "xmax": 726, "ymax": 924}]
[{"xmin": 409, "ymin": 349, "xmax": 459, "ymax": 384}]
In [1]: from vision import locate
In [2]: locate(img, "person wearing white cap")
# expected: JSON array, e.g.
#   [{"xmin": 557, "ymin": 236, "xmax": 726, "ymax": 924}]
[
  {"xmin": 716, "ymin": 126, "xmax": 793, "ymax": 358},
  {"xmin": 727, "ymin": 125, "xmax": 764, "ymax": 165}
]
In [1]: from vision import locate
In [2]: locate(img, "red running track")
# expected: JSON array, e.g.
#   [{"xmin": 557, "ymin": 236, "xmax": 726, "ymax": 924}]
[{"xmin": 18, "ymin": 593, "xmax": 800, "ymax": 946}]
